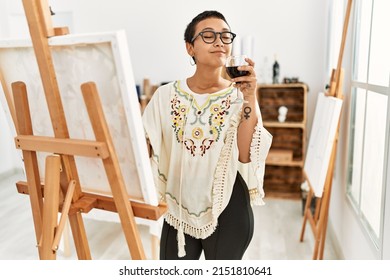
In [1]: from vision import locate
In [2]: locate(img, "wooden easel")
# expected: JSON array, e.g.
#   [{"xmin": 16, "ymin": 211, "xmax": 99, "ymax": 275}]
[
  {"xmin": 299, "ymin": 0, "xmax": 353, "ymax": 260},
  {"xmin": 7, "ymin": 0, "xmax": 166, "ymax": 260}
]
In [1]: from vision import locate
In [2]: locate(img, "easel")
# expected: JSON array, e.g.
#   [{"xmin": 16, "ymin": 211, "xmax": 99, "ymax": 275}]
[
  {"xmin": 299, "ymin": 0, "xmax": 353, "ymax": 260},
  {"xmin": 6, "ymin": 0, "xmax": 166, "ymax": 260}
]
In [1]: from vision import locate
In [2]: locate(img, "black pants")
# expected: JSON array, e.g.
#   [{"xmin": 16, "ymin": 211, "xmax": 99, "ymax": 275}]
[{"xmin": 160, "ymin": 172, "xmax": 254, "ymax": 260}]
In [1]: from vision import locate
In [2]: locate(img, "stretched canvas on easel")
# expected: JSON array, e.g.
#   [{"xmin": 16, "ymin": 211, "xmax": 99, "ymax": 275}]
[
  {"xmin": 0, "ymin": 30, "xmax": 158, "ymax": 206},
  {"xmin": 304, "ymin": 92, "xmax": 343, "ymax": 197}
]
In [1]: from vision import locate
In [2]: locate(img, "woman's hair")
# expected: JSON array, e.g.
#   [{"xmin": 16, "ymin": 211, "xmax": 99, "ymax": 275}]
[{"xmin": 184, "ymin": 10, "xmax": 230, "ymax": 44}]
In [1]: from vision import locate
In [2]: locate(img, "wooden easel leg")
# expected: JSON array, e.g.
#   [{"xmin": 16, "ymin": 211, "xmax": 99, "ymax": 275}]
[
  {"xmin": 318, "ymin": 201, "xmax": 332, "ymax": 260},
  {"xmin": 312, "ymin": 226, "xmax": 321, "ymax": 260},
  {"xmin": 12, "ymin": 81, "xmax": 44, "ymax": 259},
  {"xmin": 318, "ymin": 215, "xmax": 328, "ymax": 260},
  {"xmin": 299, "ymin": 177, "xmax": 323, "ymax": 259},
  {"xmin": 81, "ymin": 82, "xmax": 146, "ymax": 260},
  {"xmin": 300, "ymin": 188, "xmax": 313, "ymax": 242},
  {"xmin": 311, "ymin": 196, "xmax": 322, "ymax": 260},
  {"xmin": 314, "ymin": 202, "xmax": 328, "ymax": 260},
  {"xmin": 317, "ymin": 140, "xmax": 337, "ymax": 260},
  {"xmin": 40, "ymin": 155, "xmax": 61, "ymax": 260},
  {"xmin": 59, "ymin": 157, "xmax": 91, "ymax": 259},
  {"xmin": 67, "ymin": 215, "xmax": 91, "ymax": 259}
]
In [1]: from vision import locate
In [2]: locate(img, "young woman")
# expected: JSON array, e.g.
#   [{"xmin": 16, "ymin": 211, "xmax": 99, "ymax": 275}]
[{"xmin": 142, "ymin": 10, "xmax": 272, "ymax": 260}]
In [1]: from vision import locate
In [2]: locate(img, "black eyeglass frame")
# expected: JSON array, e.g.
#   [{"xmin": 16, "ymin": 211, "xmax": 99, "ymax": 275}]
[{"xmin": 191, "ymin": 31, "xmax": 237, "ymax": 44}]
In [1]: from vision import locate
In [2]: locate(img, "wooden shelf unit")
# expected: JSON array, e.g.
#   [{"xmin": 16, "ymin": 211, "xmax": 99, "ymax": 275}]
[{"xmin": 257, "ymin": 83, "xmax": 307, "ymax": 199}]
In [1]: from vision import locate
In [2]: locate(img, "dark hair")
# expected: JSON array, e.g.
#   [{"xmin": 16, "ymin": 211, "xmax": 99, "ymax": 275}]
[{"xmin": 184, "ymin": 10, "xmax": 230, "ymax": 44}]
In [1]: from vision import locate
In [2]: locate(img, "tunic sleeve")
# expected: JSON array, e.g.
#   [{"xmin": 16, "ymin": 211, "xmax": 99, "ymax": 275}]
[
  {"xmin": 246, "ymin": 123, "xmax": 273, "ymax": 205},
  {"xmin": 142, "ymin": 89, "xmax": 167, "ymax": 201}
]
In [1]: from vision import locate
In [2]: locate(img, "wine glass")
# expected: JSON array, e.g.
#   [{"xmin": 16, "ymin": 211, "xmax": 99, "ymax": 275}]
[{"xmin": 225, "ymin": 54, "xmax": 250, "ymax": 104}]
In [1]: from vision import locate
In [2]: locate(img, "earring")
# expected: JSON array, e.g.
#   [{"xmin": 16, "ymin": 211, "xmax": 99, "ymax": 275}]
[{"xmin": 190, "ymin": 56, "xmax": 196, "ymax": 66}]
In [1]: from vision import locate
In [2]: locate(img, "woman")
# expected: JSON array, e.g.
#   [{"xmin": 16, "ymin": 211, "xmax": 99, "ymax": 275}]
[{"xmin": 142, "ymin": 10, "xmax": 272, "ymax": 260}]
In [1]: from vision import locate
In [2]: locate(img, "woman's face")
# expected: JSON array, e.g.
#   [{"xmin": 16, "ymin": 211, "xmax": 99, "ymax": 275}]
[{"xmin": 187, "ymin": 17, "xmax": 233, "ymax": 68}]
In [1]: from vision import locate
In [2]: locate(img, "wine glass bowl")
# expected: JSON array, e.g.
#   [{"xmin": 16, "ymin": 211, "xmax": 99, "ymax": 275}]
[
  {"xmin": 225, "ymin": 55, "xmax": 249, "ymax": 103},
  {"xmin": 225, "ymin": 55, "xmax": 249, "ymax": 81}
]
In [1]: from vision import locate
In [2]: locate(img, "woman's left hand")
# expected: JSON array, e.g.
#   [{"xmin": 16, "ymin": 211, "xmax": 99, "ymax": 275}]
[{"xmin": 231, "ymin": 57, "xmax": 257, "ymax": 98}]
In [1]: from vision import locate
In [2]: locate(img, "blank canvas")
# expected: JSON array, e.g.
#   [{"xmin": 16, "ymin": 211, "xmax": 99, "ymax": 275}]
[
  {"xmin": 304, "ymin": 92, "xmax": 343, "ymax": 197},
  {"xmin": 0, "ymin": 31, "xmax": 158, "ymax": 206}
]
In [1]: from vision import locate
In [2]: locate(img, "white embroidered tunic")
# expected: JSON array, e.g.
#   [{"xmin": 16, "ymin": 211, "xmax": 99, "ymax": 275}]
[{"xmin": 142, "ymin": 80, "xmax": 272, "ymax": 254}]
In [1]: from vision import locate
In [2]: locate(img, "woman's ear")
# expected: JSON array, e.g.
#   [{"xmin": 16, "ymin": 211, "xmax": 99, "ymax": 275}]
[
  {"xmin": 185, "ymin": 42, "xmax": 194, "ymax": 57},
  {"xmin": 186, "ymin": 42, "xmax": 196, "ymax": 65}
]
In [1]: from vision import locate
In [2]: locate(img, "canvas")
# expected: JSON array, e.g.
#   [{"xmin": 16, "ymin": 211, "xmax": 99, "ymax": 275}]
[
  {"xmin": 0, "ymin": 30, "xmax": 158, "ymax": 207},
  {"xmin": 304, "ymin": 92, "xmax": 343, "ymax": 197}
]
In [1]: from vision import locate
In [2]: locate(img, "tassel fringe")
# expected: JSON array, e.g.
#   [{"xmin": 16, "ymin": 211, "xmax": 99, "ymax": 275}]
[
  {"xmin": 177, "ymin": 228, "xmax": 186, "ymax": 258},
  {"xmin": 166, "ymin": 212, "xmax": 216, "ymax": 239}
]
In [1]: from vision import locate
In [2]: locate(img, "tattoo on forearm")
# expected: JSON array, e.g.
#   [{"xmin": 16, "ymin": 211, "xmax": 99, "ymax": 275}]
[{"xmin": 243, "ymin": 106, "xmax": 252, "ymax": 120}]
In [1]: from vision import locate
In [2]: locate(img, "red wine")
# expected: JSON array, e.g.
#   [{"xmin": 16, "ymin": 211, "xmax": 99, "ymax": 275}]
[{"xmin": 226, "ymin": 66, "xmax": 249, "ymax": 79}]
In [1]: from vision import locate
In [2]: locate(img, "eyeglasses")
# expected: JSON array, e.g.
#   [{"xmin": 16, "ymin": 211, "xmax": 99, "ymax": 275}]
[{"xmin": 191, "ymin": 31, "xmax": 236, "ymax": 44}]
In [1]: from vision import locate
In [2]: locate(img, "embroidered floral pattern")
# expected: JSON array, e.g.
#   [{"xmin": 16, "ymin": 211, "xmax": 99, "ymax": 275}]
[
  {"xmin": 192, "ymin": 127, "xmax": 204, "ymax": 139},
  {"xmin": 171, "ymin": 98, "xmax": 187, "ymax": 142},
  {"xmin": 184, "ymin": 138, "xmax": 196, "ymax": 156},
  {"xmin": 170, "ymin": 81, "xmax": 233, "ymax": 157},
  {"xmin": 209, "ymin": 96, "xmax": 231, "ymax": 142}
]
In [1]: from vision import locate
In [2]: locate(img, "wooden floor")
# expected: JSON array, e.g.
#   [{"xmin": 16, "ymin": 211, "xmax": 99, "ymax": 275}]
[{"xmin": 0, "ymin": 170, "xmax": 338, "ymax": 260}]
